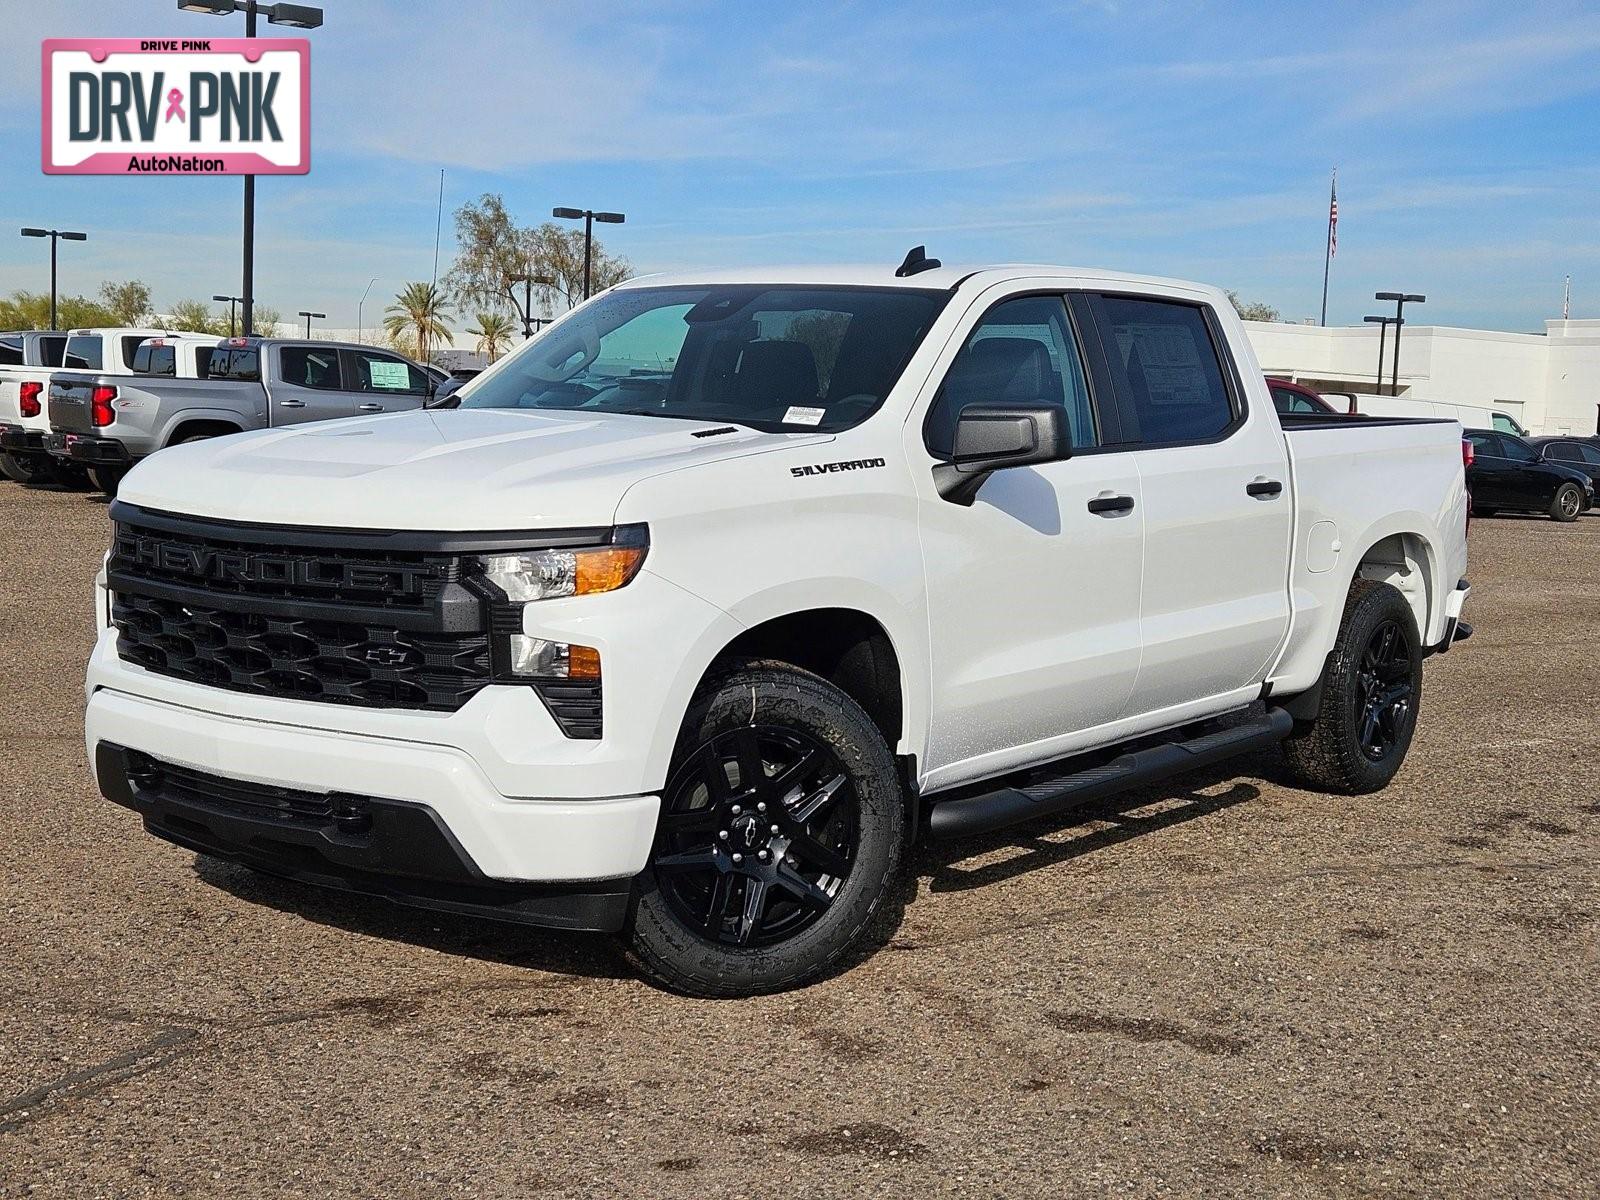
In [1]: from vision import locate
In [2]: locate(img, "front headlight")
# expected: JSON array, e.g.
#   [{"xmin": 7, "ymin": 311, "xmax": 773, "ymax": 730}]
[{"xmin": 476, "ymin": 524, "xmax": 648, "ymax": 602}]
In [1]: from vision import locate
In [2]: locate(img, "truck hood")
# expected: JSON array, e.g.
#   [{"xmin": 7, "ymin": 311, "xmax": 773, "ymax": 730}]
[{"xmin": 118, "ymin": 409, "xmax": 825, "ymax": 530}]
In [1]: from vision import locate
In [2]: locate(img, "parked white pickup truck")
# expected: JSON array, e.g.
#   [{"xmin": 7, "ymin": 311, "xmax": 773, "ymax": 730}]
[
  {"xmin": 86, "ymin": 258, "xmax": 1472, "ymax": 996},
  {"xmin": 0, "ymin": 329, "xmax": 70, "ymax": 483}
]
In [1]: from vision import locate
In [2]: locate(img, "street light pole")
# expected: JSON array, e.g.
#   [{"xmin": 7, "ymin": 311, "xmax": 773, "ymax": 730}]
[
  {"xmin": 212, "ymin": 294, "xmax": 242, "ymax": 337},
  {"xmin": 1363, "ymin": 315, "xmax": 1399, "ymax": 395},
  {"xmin": 552, "ymin": 207, "xmax": 625, "ymax": 300},
  {"xmin": 298, "ymin": 310, "xmax": 325, "ymax": 337},
  {"xmin": 357, "ymin": 277, "xmax": 376, "ymax": 344},
  {"xmin": 177, "ymin": 1, "xmax": 325, "ymax": 337},
  {"xmin": 506, "ymin": 273, "xmax": 554, "ymax": 339},
  {"xmin": 1375, "ymin": 291, "xmax": 1425, "ymax": 396},
  {"xmin": 20, "ymin": 227, "xmax": 88, "ymax": 331}
]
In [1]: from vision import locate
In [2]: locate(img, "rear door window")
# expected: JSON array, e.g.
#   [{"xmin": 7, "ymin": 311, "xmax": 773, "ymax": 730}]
[
  {"xmin": 207, "ymin": 346, "xmax": 261, "ymax": 382},
  {"xmin": 0, "ymin": 336, "xmax": 22, "ymax": 366},
  {"xmin": 132, "ymin": 342, "xmax": 177, "ymax": 376},
  {"xmin": 347, "ymin": 349, "xmax": 428, "ymax": 394},
  {"xmin": 62, "ymin": 336, "xmax": 102, "ymax": 370},
  {"xmin": 279, "ymin": 345, "xmax": 344, "ymax": 390},
  {"xmin": 38, "ymin": 335, "xmax": 66, "ymax": 367},
  {"xmin": 1087, "ymin": 295, "xmax": 1237, "ymax": 444}
]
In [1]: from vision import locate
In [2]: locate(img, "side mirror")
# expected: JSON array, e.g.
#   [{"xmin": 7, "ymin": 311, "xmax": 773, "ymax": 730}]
[{"xmin": 932, "ymin": 404, "xmax": 1072, "ymax": 505}]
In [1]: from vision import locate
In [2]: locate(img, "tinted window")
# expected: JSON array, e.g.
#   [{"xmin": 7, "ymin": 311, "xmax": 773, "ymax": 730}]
[
  {"xmin": 350, "ymin": 350, "xmax": 428, "ymax": 394},
  {"xmin": 1270, "ymin": 385, "xmax": 1322, "ymax": 414},
  {"xmin": 0, "ymin": 337, "xmax": 21, "ymax": 367},
  {"xmin": 119, "ymin": 336, "xmax": 147, "ymax": 368},
  {"xmin": 38, "ymin": 336, "xmax": 66, "ymax": 367},
  {"xmin": 1545, "ymin": 441, "xmax": 1581, "ymax": 463},
  {"xmin": 462, "ymin": 285, "xmax": 947, "ymax": 433},
  {"xmin": 1466, "ymin": 432, "xmax": 1500, "ymax": 457},
  {"xmin": 63, "ymin": 336, "xmax": 102, "ymax": 371},
  {"xmin": 132, "ymin": 342, "xmax": 176, "ymax": 376},
  {"xmin": 279, "ymin": 346, "xmax": 343, "ymax": 390},
  {"xmin": 206, "ymin": 347, "xmax": 260, "ymax": 382},
  {"xmin": 1091, "ymin": 296, "xmax": 1235, "ymax": 443},
  {"xmin": 925, "ymin": 295, "xmax": 1095, "ymax": 457},
  {"xmin": 1501, "ymin": 437, "xmax": 1538, "ymax": 463},
  {"xmin": 193, "ymin": 347, "xmax": 215, "ymax": 377},
  {"xmin": 1576, "ymin": 444, "xmax": 1600, "ymax": 467}
]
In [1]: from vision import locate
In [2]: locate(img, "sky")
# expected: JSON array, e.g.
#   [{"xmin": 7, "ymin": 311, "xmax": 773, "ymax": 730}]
[{"xmin": 2, "ymin": 0, "xmax": 1599, "ymax": 333}]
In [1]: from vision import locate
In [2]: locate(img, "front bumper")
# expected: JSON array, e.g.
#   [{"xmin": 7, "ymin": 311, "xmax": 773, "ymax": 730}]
[
  {"xmin": 45, "ymin": 430, "xmax": 132, "ymax": 464},
  {"xmin": 96, "ymin": 742, "xmax": 636, "ymax": 931}
]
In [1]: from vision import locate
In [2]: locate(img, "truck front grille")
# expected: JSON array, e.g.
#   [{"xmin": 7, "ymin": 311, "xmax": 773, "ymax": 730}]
[{"xmin": 113, "ymin": 593, "xmax": 494, "ymax": 712}]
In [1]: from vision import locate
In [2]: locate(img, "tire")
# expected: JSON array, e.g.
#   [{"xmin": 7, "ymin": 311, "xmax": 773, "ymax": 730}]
[
  {"xmin": 1549, "ymin": 482, "xmax": 1583, "ymax": 522},
  {"xmin": 89, "ymin": 465, "xmax": 127, "ymax": 496},
  {"xmin": 1280, "ymin": 579, "xmax": 1424, "ymax": 795},
  {"xmin": 623, "ymin": 660, "xmax": 905, "ymax": 997},
  {"xmin": 0, "ymin": 451, "xmax": 55, "ymax": 486}
]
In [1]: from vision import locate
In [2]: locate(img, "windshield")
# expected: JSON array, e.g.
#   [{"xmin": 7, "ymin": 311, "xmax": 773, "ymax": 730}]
[{"xmin": 460, "ymin": 285, "xmax": 948, "ymax": 432}]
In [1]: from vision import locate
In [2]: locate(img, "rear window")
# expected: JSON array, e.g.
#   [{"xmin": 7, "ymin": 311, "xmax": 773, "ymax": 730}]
[
  {"xmin": 38, "ymin": 335, "xmax": 66, "ymax": 367},
  {"xmin": 0, "ymin": 337, "xmax": 21, "ymax": 367},
  {"xmin": 131, "ymin": 342, "xmax": 177, "ymax": 377},
  {"xmin": 1090, "ymin": 295, "xmax": 1238, "ymax": 444},
  {"xmin": 279, "ymin": 345, "xmax": 344, "ymax": 390},
  {"xmin": 63, "ymin": 336, "xmax": 102, "ymax": 371},
  {"xmin": 207, "ymin": 347, "xmax": 261, "ymax": 382}
]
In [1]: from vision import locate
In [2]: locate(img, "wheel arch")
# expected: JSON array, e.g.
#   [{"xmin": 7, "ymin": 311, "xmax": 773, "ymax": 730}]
[
  {"xmin": 1352, "ymin": 529, "xmax": 1436, "ymax": 645},
  {"xmin": 161, "ymin": 414, "xmax": 245, "ymax": 448}
]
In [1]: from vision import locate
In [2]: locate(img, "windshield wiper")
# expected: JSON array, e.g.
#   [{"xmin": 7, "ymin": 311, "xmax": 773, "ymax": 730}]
[{"xmin": 609, "ymin": 409, "xmax": 766, "ymax": 432}]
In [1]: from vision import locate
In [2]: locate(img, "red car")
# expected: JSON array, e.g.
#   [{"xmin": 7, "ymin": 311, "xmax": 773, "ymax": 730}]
[{"xmin": 1267, "ymin": 377, "xmax": 1337, "ymax": 416}]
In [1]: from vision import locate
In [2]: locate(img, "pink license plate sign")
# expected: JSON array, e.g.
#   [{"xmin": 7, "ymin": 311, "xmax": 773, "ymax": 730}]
[{"xmin": 42, "ymin": 38, "xmax": 310, "ymax": 175}]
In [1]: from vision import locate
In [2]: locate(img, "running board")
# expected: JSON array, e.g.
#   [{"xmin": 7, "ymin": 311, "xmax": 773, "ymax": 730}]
[{"xmin": 927, "ymin": 707, "xmax": 1295, "ymax": 840}]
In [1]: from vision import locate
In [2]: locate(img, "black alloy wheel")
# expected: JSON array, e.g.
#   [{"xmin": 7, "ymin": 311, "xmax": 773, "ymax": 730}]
[
  {"xmin": 1353, "ymin": 618, "xmax": 1416, "ymax": 762},
  {"xmin": 654, "ymin": 725, "xmax": 858, "ymax": 948}
]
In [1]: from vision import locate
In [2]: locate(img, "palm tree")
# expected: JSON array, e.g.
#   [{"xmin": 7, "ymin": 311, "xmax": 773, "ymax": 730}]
[
  {"xmin": 383, "ymin": 282, "xmax": 454, "ymax": 363},
  {"xmin": 468, "ymin": 311, "xmax": 517, "ymax": 363}
]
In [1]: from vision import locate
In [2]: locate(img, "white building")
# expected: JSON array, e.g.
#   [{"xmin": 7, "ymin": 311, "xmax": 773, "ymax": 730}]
[{"xmin": 1245, "ymin": 318, "xmax": 1600, "ymax": 437}]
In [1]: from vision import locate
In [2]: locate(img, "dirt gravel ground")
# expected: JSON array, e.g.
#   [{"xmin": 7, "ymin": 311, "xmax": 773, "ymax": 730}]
[{"xmin": 1, "ymin": 479, "xmax": 1596, "ymax": 1199}]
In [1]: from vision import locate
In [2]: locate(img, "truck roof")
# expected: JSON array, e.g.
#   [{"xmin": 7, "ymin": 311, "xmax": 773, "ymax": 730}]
[
  {"xmin": 65, "ymin": 327, "xmax": 218, "ymax": 340},
  {"xmin": 616, "ymin": 263, "xmax": 1227, "ymax": 300}
]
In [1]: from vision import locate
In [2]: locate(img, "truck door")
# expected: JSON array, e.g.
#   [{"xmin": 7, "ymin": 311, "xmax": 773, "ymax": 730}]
[
  {"xmin": 917, "ymin": 291, "xmax": 1144, "ymax": 783},
  {"xmin": 340, "ymin": 348, "xmax": 432, "ymax": 415},
  {"xmin": 1080, "ymin": 291, "xmax": 1292, "ymax": 715},
  {"xmin": 271, "ymin": 344, "xmax": 356, "ymax": 425}
]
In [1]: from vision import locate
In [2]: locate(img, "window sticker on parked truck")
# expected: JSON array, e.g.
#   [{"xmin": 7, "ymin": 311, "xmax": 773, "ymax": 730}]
[
  {"xmin": 783, "ymin": 405, "xmax": 825, "ymax": 426},
  {"xmin": 368, "ymin": 361, "xmax": 410, "ymax": 389}
]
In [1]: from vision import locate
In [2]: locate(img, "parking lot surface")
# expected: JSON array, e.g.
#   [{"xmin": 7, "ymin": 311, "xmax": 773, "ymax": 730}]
[{"xmin": 1, "ymin": 480, "xmax": 1596, "ymax": 1198}]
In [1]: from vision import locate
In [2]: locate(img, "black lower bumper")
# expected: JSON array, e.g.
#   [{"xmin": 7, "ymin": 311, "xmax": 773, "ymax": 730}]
[
  {"xmin": 0, "ymin": 423, "xmax": 46, "ymax": 455},
  {"xmin": 94, "ymin": 742, "xmax": 635, "ymax": 933},
  {"xmin": 46, "ymin": 431, "xmax": 132, "ymax": 464}
]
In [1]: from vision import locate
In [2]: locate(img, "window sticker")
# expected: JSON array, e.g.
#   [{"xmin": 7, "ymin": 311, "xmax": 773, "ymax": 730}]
[
  {"xmin": 368, "ymin": 360, "xmax": 410, "ymax": 390},
  {"xmin": 783, "ymin": 405, "xmax": 825, "ymax": 426}
]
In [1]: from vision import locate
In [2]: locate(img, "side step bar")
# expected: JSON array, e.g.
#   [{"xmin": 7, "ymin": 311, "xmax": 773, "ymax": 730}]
[{"xmin": 927, "ymin": 707, "xmax": 1295, "ymax": 840}]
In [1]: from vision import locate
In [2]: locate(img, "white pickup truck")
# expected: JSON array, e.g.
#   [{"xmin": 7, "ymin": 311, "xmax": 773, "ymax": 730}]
[
  {"xmin": 0, "ymin": 329, "xmax": 69, "ymax": 484},
  {"xmin": 86, "ymin": 259, "xmax": 1472, "ymax": 996}
]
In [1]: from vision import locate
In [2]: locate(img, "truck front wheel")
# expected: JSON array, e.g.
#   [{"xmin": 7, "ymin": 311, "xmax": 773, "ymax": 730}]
[
  {"xmin": 1281, "ymin": 579, "xmax": 1424, "ymax": 795},
  {"xmin": 624, "ymin": 662, "xmax": 905, "ymax": 997}
]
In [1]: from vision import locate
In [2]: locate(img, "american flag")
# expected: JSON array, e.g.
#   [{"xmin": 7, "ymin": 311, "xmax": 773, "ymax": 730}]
[{"xmin": 1328, "ymin": 173, "xmax": 1338, "ymax": 258}]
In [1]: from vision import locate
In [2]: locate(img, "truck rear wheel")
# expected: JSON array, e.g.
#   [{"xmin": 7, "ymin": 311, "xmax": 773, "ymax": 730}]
[
  {"xmin": 624, "ymin": 661, "xmax": 904, "ymax": 997},
  {"xmin": 89, "ymin": 466, "xmax": 127, "ymax": 496},
  {"xmin": 1, "ymin": 451, "xmax": 56, "ymax": 486},
  {"xmin": 1281, "ymin": 579, "xmax": 1423, "ymax": 795}
]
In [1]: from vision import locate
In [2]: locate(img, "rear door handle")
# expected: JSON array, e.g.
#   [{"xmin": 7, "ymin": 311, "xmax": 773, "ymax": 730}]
[
  {"xmin": 1246, "ymin": 478, "xmax": 1284, "ymax": 499},
  {"xmin": 357, "ymin": 403, "xmax": 383, "ymax": 411},
  {"xmin": 279, "ymin": 400, "xmax": 305, "ymax": 408},
  {"xmin": 1087, "ymin": 493, "xmax": 1136, "ymax": 516}
]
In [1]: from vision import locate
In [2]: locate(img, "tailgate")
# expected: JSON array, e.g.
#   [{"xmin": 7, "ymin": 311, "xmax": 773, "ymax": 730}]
[{"xmin": 48, "ymin": 374, "xmax": 100, "ymax": 434}]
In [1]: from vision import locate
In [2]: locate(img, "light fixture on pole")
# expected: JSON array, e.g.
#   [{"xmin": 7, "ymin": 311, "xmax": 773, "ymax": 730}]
[
  {"xmin": 177, "ymin": 1, "xmax": 325, "ymax": 337},
  {"xmin": 551, "ymin": 207, "xmax": 624, "ymax": 300},
  {"xmin": 298, "ymin": 310, "xmax": 325, "ymax": 337},
  {"xmin": 357, "ymin": 277, "xmax": 377, "ymax": 343},
  {"xmin": 212, "ymin": 293, "xmax": 243, "ymax": 337},
  {"xmin": 20, "ymin": 227, "xmax": 88, "ymax": 331},
  {"xmin": 506, "ymin": 273, "xmax": 555, "ymax": 339},
  {"xmin": 1375, "ymin": 291, "xmax": 1425, "ymax": 396},
  {"xmin": 1363, "ymin": 315, "xmax": 1399, "ymax": 396}
]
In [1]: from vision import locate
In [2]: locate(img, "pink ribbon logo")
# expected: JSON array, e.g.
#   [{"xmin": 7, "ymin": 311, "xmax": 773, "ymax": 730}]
[{"xmin": 164, "ymin": 88, "xmax": 185, "ymax": 123}]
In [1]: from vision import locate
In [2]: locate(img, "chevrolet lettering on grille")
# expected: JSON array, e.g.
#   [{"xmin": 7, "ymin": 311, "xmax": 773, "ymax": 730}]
[{"xmin": 114, "ymin": 530, "xmax": 435, "ymax": 597}]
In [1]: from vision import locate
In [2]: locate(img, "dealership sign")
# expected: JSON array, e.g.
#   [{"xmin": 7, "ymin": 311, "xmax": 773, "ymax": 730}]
[{"xmin": 42, "ymin": 38, "xmax": 309, "ymax": 175}]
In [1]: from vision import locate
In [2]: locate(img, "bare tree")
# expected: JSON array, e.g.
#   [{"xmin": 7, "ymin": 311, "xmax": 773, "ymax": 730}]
[
  {"xmin": 1226, "ymin": 290, "xmax": 1280, "ymax": 322},
  {"xmin": 443, "ymin": 194, "xmax": 631, "ymax": 319}
]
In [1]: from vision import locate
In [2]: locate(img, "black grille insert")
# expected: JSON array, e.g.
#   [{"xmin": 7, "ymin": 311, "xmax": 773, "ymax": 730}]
[
  {"xmin": 124, "ymin": 749, "xmax": 369, "ymax": 830},
  {"xmin": 114, "ymin": 593, "xmax": 493, "ymax": 712}
]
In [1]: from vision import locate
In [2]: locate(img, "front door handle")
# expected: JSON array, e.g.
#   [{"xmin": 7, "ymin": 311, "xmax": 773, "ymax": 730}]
[
  {"xmin": 1087, "ymin": 493, "xmax": 1136, "ymax": 516},
  {"xmin": 279, "ymin": 400, "xmax": 306, "ymax": 408},
  {"xmin": 357, "ymin": 403, "xmax": 383, "ymax": 411},
  {"xmin": 1246, "ymin": 478, "xmax": 1284, "ymax": 499}
]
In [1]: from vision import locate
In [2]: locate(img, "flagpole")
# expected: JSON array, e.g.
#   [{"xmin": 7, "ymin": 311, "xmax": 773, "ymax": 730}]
[{"xmin": 1319, "ymin": 168, "xmax": 1336, "ymax": 326}]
